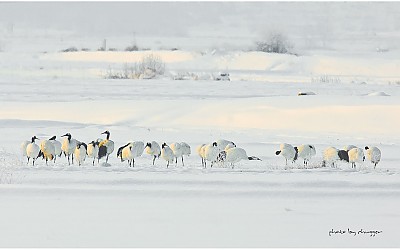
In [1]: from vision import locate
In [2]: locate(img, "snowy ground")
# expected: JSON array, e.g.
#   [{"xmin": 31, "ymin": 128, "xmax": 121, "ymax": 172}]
[{"xmin": 0, "ymin": 41, "xmax": 400, "ymax": 247}]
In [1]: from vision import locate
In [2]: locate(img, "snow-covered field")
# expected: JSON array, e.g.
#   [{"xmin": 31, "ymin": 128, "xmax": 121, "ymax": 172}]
[{"xmin": 1, "ymin": 33, "xmax": 400, "ymax": 247}]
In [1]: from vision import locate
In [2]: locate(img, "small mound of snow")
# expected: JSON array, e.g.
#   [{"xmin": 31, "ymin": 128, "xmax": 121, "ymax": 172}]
[
  {"xmin": 367, "ymin": 91, "xmax": 390, "ymax": 96},
  {"xmin": 100, "ymin": 162, "xmax": 112, "ymax": 167},
  {"xmin": 298, "ymin": 91, "xmax": 316, "ymax": 96}
]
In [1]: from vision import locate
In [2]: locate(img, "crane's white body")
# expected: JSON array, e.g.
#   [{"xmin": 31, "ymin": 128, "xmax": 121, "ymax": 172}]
[
  {"xmin": 74, "ymin": 144, "xmax": 87, "ymax": 166},
  {"xmin": 344, "ymin": 145, "xmax": 357, "ymax": 151},
  {"xmin": 225, "ymin": 147, "xmax": 248, "ymax": 164},
  {"xmin": 365, "ymin": 146, "xmax": 381, "ymax": 168},
  {"xmin": 51, "ymin": 139, "xmax": 62, "ymax": 159},
  {"xmin": 297, "ymin": 144, "xmax": 316, "ymax": 166},
  {"xmin": 161, "ymin": 144, "xmax": 175, "ymax": 168},
  {"xmin": 323, "ymin": 147, "xmax": 340, "ymax": 168},
  {"xmin": 120, "ymin": 141, "xmax": 144, "ymax": 167},
  {"xmin": 61, "ymin": 134, "xmax": 78, "ymax": 165},
  {"xmin": 26, "ymin": 137, "xmax": 40, "ymax": 166},
  {"xmin": 40, "ymin": 139, "xmax": 55, "ymax": 164},
  {"xmin": 348, "ymin": 147, "xmax": 364, "ymax": 168},
  {"xmin": 21, "ymin": 140, "xmax": 30, "ymax": 157},
  {"xmin": 100, "ymin": 131, "xmax": 115, "ymax": 164},
  {"xmin": 203, "ymin": 143, "xmax": 219, "ymax": 168},
  {"xmin": 87, "ymin": 142, "xmax": 99, "ymax": 166},
  {"xmin": 216, "ymin": 139, "xmax": 235, "ymax": 153},
  {"xmin": 145, "ymin": 141, "xmax": 161, "ymax": 165},
  {"xmin": 196, "ymin": 144, "xmax": 206, "ymax": 167},
  {"xmin": 276, "ymin": 143, "xmax": 297, "ymax": 165}
]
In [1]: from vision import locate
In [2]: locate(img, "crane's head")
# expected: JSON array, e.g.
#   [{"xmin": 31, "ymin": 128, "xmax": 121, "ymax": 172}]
[
  {"xmin": 101, "ymin": 131, "xmax": 110, "ymax": 139},
  {"xmin": 61, "ymin": 133, "xmax": 71, "ymax": 139}
]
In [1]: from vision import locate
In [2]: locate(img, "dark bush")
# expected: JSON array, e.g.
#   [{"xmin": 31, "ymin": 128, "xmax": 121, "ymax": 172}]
[
  {"xmin": 61, "ymin": 47, "xmax": 78, "ymax": 52},
  {"xmin": 255, "ymin": 31, "xmax": 293, "ymax": 54},
  {"xmin": 125, "ymin": 45, "xmax": 139, "ymax": 51}
]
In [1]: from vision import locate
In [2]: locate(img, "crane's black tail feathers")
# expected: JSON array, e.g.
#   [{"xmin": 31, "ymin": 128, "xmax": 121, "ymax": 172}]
[
  {"xmin": 98, "ymin": 145, "xmax": 108, "ymax": 159},
  {"xmin": 248, "ymin": 156, "xmax": 262, "ymax": 161}
]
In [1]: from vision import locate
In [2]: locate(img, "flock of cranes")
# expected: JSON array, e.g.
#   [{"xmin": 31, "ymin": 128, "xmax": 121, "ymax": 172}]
[
  {"xmin": 275, "ymin": 143, "xmax": 381, "ymax": 169},
  {"xmin": 21, "ymin": 131, "xmax": 382, "ymax": 169},
  {"xmin": 21, "ymin": 131, "xmax": 114, "ymax": 167}
]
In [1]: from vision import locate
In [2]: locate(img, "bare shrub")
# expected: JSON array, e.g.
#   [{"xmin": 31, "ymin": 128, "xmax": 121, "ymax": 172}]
[
  {"xmin": 255, "ymin": 31, "xmax": 293, "ymax": 54},
  {"xmin": 104, "ymin": 65, "xmax": 129, "ymax": 79},
  {"xmin": 172, "ymin": 72, "xmax": 200, "ymax": 81},
  {"xmin": 104, "ymin": 54, "xmax": 165, "ymax": 79},
  {"xmin": 136, "ymin": 54, "xmax": 165, "ymax": 79},
  {"xmin": 311, "ymin": 75, "xmax": 341, "ymax": 84}
]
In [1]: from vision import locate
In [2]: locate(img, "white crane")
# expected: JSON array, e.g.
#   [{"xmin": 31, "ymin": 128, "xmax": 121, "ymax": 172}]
[
  {"xmin": 224, "ymin": 147, "xmax": 261, "ymax": 168},
  {"xmin": 87, "ymin": 141, "xmax": 100, "ymax": 166},
  {"xmin": 74, "ymin": 142, "xmax": 87, "ymax": 166},
  {"xmin": 116, "ymin": 141, "xmax": 144, "ymax": 167},
  {"xmin": 48, "ymin": 136, "xmax": 62, "ymax": 163},
  {"xmin": 348, "ymin": 147, "xmax": 364, "ymax": 169},
  {"xmin": 26, "ymin": 136, "xmax": 40, "ymax": 166},
  {"xmin": 161, "ymin": 143, "xmax": 175, "ymax": 168},
  {"xmin": 275, "ymin": 143, "xmax": 297, "ymax": 165},
  {"xmin": 61, "ymin": 133, "xmax": 78, "ymax": 165},
  {"xmin": 99, "ymin": 130, "xmax": 115, "ymax": 164},
  {"xmin": 145, "ymin": 141, "xmax": 161, "ymax": 165},
  {"xmin": 39, "ymin": 137, "xmax": 56, "ymax": 165},
  {"xmin": 365, "ymin": 146, "xmax": 381, "ymax": 168},
  {"xmin": 203, "ymin": 142, "xmax": 219, "ymax": 168}
]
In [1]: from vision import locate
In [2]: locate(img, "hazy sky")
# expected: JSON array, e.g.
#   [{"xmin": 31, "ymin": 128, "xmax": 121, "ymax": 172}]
[{"xmin": 0, "ymin": 1, "xmax": 399, "ymax": 38}]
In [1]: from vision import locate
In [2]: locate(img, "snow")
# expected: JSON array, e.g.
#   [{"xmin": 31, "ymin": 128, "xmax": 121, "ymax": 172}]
[{"xmin": 1, "ymin": 13, "xmax": 400, "ymax": 247}]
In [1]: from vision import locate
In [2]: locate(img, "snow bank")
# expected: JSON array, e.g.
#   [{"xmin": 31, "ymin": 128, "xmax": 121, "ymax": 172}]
[
  {"xmin": 367, "ymin": 91, "xmax": 390, "ymax": 96},
  {"xmin": 40, "ymin": 50, "xmax": 400, "ymax": 81}
]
